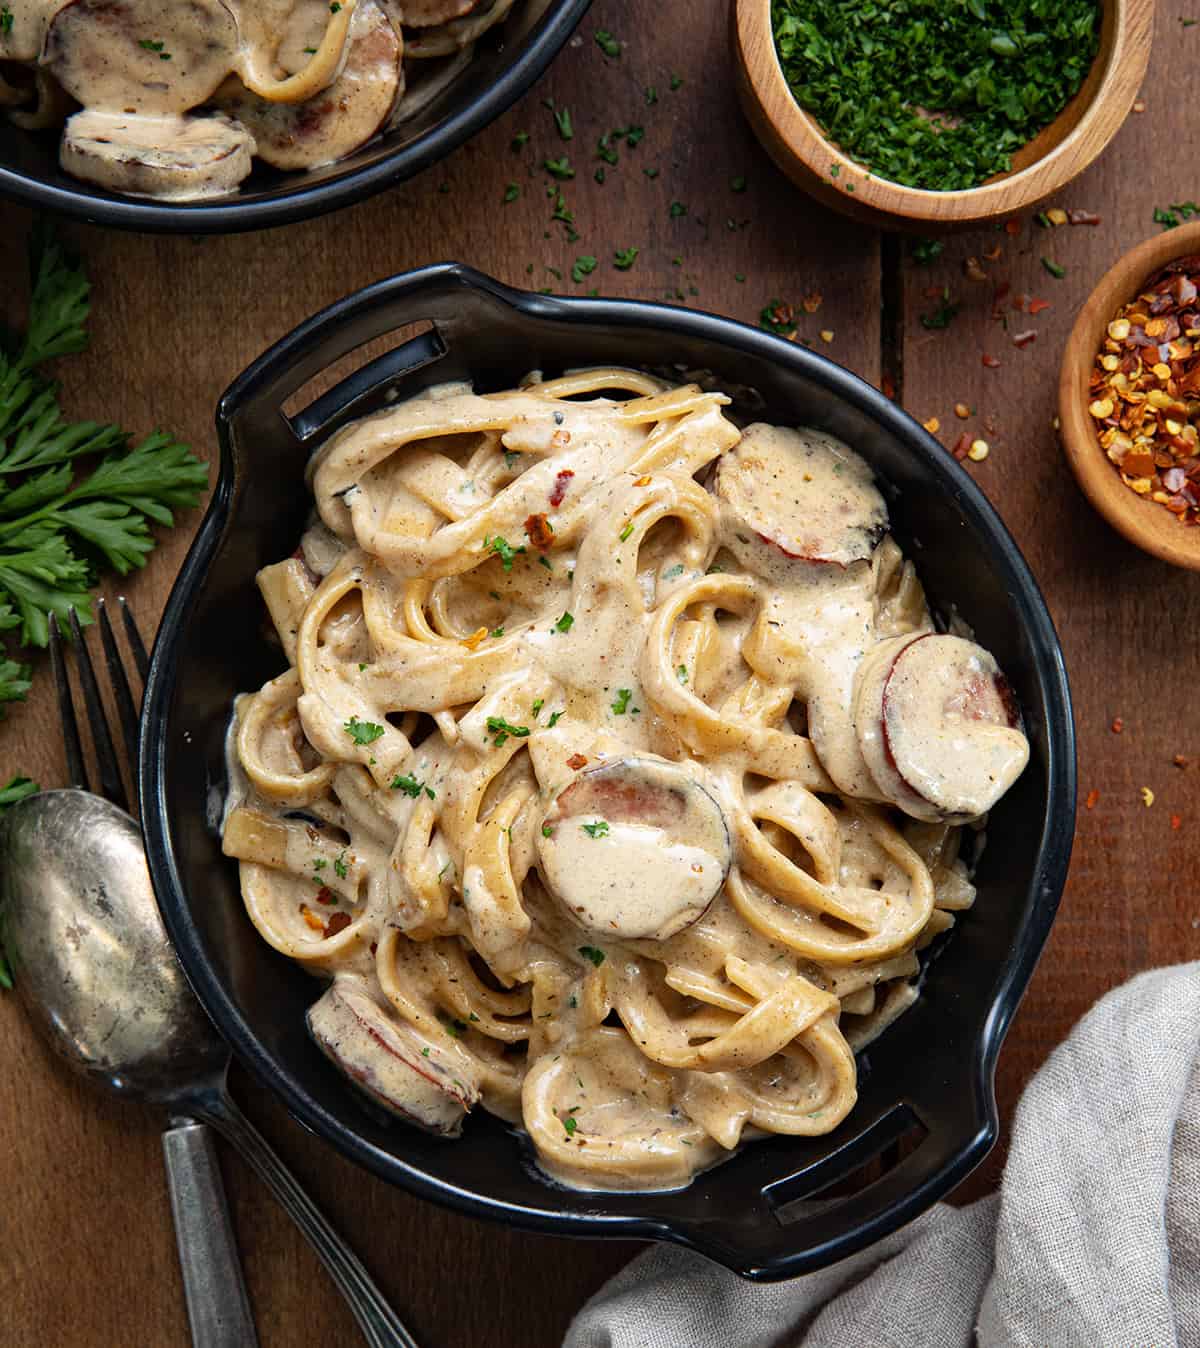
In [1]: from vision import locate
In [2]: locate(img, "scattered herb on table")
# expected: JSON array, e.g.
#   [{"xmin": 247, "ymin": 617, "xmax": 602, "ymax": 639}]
[
  {"xmin": 760, "ymin": 300, "xmax": 797, "ymax": 337},
  {"xmin": 1154, "ymin": 202, "xmax": 1200, "ymax": 230},
  {"xmin": 503, "ymin": 182, "xmax": 520, "ymax": 203},
  {"xmin": 920, "ymin": 289, "xmax": 961, "ymax": 330},
  {"xmin": 911, "ymin": 238, "xmax": 945, "ymax": 266},
  {"xmin": 613, "ymin": 247, "xmax": 639, "ymax": 271},
  {"xmin": 594, "ymin": 29, "xmax": 621, "ymax": 57},
  {"xmin": 771, "ymin": 0, "xmax": 1102, "ymax": 191},
  {"xmin": 0, "ymin": 227, "xmax": 206, "ymax": 720},
  {"xmin": 0, "ymin": 776, "xmax": 38, "ymax": 987}
]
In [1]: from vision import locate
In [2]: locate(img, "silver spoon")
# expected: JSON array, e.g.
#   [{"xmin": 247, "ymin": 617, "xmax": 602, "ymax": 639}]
[{"xmin": 0, "ymin": 789, "xmax": 419, "ymax": 1348}]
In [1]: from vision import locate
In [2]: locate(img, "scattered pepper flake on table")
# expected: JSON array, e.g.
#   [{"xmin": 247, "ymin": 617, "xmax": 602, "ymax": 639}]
[
  {"xmin": 1174, "ymin": 754, "xmax": 1191, "ymax": 768},
  {"xmin": 982, "ymin": 353, "xmax": 1002, "ymax": 368},
  {"xmin": 1087, "ymin": 256, "xmax": 1200, "ymax": 526},
  {"xmin": 1171, "ymin": 813, "xmax": 1183, "ymax": 831},
  {"xmin": 923, "ymin": 416, "xmax": 940, "ymax": 434},
  {"xmin": 954, "ymin": 402, "xmax": 970, "ymax": 420},
  {"xmin": 1085, "ymin": 789, "xmax": 1100, "ymax": 810},
  {"xmin": 1112, "ymin": 717, "xmax": 1124, "ymax": 734},
  {"xmin": 1141, "ymin": 786, "xmax": 1155, "ymax": 808}
]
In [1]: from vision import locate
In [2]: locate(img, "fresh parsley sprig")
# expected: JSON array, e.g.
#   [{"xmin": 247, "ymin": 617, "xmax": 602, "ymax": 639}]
[{"xmin": 0, "ymin": 228, "xmax": 207, "ymax": 713}]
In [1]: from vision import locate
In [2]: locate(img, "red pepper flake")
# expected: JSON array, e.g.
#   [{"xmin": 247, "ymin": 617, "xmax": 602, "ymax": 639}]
[
  {"xmin": 1173, "ymin": 754, "xmax": 1190, "ymax": 768},
  {"xmin": 299, "ymin": 904, "xmax": 326, "ymax": 935},
  {"xmin": 1028, "ymin": 298, "xmax": 1053, "ymax": 316},
  {"xmin": 315, "ymin": 885, "xmax": 336, "ymax": 906},
  {"xmin": 1004, "ymin": 218, "xmax": 1021, "ymax": 236},
  {"xmin": 1111, "ymin": 716, "xmax": 1124, "ymax": 734},
  {"xmin": 1012, "ymin": 293, "xmax": 1030, "ymax": 313},
  {"xmin": 325, "ymin": 911, "xmax": 352, "ymax": 938},
  {"xmin": 550, "ymin": 428, "xmax": 571, "ymax": 450},
  {"xmin": 567, "ymin": 753, "xmax": 588, "ymax": 770},
  {"xmin": 549, "ymin": 468, "xmax": 575, "ymax": 507},
  {"xmin": 881, "ymin": 373, "xmax": 897, "ymax": 400},
  {"xmin": 1067, "ymin": 209, "xmax": 1102, "ymax": 226},
  {"xmin": 982, "ymin": 353, "xmax": 1002, "ymax": 368},
  {"xmin": 1171, "ymin": 813, "xmax": 1183, "ymax": 831},
  {"xmin": 1012, "ymin": 329, "xmax": 1038, "ymax": 349},
  {"xmin": 525, "ymin": 513, "xmax": 555, "ymax": 551},
  {"xmin": 1085, "ymin": 789, "xmax": 1100, "ymax": 810},
  {"xmin": 801, "ymin": 291, "xmax": 823, "ymax": 313},
  {"xmin": 950, "ymin": 431, "xmax": 972, "ymax": 461},
  {"xmin": 964, "ymin": 256, "xmax": 987, "ymax": 283},
  {"xmin": 982, "ymin": 243, "xmax": 1003, "ymax": 262}
]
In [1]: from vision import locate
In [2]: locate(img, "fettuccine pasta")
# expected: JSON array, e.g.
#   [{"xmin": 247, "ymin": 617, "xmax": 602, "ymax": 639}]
[{"xmin": 222, "ymin": 370, "xmax": 1029, "ymax": 1190}]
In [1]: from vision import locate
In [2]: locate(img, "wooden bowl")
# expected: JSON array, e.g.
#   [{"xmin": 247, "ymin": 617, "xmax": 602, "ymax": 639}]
[
  {"xmin": 1058, "ymin": 223, "xmax": 1200, "ymax": 571},
  {"xmin": 733, "ymin": 0, "xmax": 1153, "ymax": 231}
]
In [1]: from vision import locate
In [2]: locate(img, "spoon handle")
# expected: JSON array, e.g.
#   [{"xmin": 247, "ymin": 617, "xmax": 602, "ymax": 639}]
[
  {"xmin": 163, "ymin": 1119, "xmax": 259, "ymax": 1348},
  {"xmin": 196, "ymin": 1088, "xmax": 420, "ymax": 1348}
]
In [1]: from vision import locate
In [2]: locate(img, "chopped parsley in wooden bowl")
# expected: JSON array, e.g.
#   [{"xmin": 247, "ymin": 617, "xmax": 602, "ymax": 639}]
[{"xmin": 734, "ymin": 0, "xmax": 1152, "ymax": 229}]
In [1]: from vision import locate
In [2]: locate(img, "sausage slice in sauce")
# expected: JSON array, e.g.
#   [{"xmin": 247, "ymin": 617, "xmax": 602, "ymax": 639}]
[
  {"xmin": 715, "ymin": 424, "xmax": 888, "ymax": 569},
  {"xmin": 212, "ymin": 0, "xmax": 401, "ymax": 170},
  {"xmin": 60, "ymin": 107, "xmax": 255, "ymax": 198},
  {"xmin": 865, "ymin": 633, "xmax": 1029, "ymax": 821},
  {"xmin": 44, "ymin": 0, "xmax": 239, "ymax": 116},
  {"xmin": 536, "ymin": 756, "xmax": 732, "ymax": 942},
  {"xmin": 307, "ymin": 981, "xmax": 479, "ymax": 1136}
]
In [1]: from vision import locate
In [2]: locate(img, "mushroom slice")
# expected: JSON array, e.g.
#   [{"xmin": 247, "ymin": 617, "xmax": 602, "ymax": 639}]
[
  {"xmin": 43, "ymin": 0, "xmax": 239, "ymax": 115},
  {"xmin": 213, "ymin": 0, "xmax": 401, "ymax": 170},
  {"xmin": 715, "ymin": 424, "xmax": 888, "ymax": 570},
  {"xmin": 60, "ymin": 108, "xmax": 255, "ymax": 200},
  {"xmin": 233, "ymin": 0, "xmax": 358, "ymax": 104},
  {"xmin": 874, "ymin": 633, "xmax": 1029, "ymax": 821},
  {"xmin": 537, "ymin": 756, "xmax": 732, "ymax": 942},
  {"xmin": 307, "ymin": 980, "xmax": 479, "ymax": 1137}
]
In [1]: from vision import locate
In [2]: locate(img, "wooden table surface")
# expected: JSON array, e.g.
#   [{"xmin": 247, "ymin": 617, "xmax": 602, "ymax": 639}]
[{"xmin": 2, "ymin": 2, "xmax": 1197, "ymax": 1344}]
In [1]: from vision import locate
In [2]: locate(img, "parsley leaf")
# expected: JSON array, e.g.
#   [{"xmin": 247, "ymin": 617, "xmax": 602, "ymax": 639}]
[
  {"xmin": 581, "ymin": 820, "xmax": 610, "ymax": 838},
  {"xmin": 578, "ymin": 945, "xmax": 606, "ymax": 966},
  {"xmin": 594, "ymin": 29, "xmax": 621, "ymax": 57},
  {"xmin": 611, "ymin": 688, "xmax": 632, "ymax": 714},
  {"xmin": 0, "ymin": 776, "xmax": 38, "ymax": 986},
  {"xmin": 345, "ymin": 717, "xmax": 384, "ymax": 745},
  {"xmin": 484, "ymin": 534, "xmax": 525, "ymax": 571},
  {"xmin": 554, "ymin": 611, "xmax": 574, "ymax": 633},
  {"xmin": 486, "ymin": 716, "xmax": 531, "ymax": 747}
]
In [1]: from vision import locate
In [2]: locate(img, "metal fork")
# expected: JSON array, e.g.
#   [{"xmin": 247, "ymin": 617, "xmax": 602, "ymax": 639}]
[{"xmin": 49, "ymin": 600, "xmax": 259, "ymax": 1348}]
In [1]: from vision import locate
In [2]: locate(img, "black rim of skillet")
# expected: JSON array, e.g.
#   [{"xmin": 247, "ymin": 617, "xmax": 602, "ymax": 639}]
[
  {"xmin": 0, "ymin": 0, "xmax": 591, "ymax": 235},
  {"xmin": 140, "ymin": 264, "xmax": 1076, "ymax": 1279}
]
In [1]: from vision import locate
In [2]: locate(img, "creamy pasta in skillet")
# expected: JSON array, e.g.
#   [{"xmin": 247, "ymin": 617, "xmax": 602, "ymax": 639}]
[
  {"xmin": 222, "ymin": 370, "xmax": 1030, "ymax": 1191},
  {"xmin": 0, "ymin": 0, "xmax": 513, "ymax": 199}
]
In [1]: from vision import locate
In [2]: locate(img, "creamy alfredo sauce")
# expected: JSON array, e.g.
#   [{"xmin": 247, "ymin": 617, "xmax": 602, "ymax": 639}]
[{"xmin": 222, "ymin": 371, "xmax": 1029, "ymax": 1191}]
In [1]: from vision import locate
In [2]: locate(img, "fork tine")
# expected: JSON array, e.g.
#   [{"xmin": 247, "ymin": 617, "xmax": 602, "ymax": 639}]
[
  {"xmin": 119, "ymin": 596, "xmax": 150, "ymax": 681},
  {"xmin": 68, "ymin": 606, "xmax": 128, "ymax": 813},
  {"xmin": 49, "ymin": 613, "xmax": 89, "ymax": 793},
  {"xmin": 97, "ymin": 598, "xmax": 140, "ymax": 814}
]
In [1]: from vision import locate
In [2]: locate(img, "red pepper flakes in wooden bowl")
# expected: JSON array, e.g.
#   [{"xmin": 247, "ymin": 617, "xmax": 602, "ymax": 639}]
[
  {"xmin": 1087, "ymin": 255, "xmax": 1200, "ymax": 524},
  {"xmin": 1060, "ymin": 222, "xmax": 1200, "ymax": 570}
]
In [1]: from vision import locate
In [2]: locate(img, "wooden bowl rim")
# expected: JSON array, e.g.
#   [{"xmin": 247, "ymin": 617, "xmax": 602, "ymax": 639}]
[
  {"xmin": 1058, "ymin": 221, "xmax": 1200, "ymax": 571},
  {"xmin": 735, "ymin": 0, "xmax": 1152, "ymax": 224}
]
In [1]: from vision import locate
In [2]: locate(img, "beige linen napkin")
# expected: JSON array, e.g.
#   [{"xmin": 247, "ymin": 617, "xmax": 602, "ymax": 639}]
[{"xmin": 565, "ymin": 963, "xmax": 1200, "ymax": 1348}]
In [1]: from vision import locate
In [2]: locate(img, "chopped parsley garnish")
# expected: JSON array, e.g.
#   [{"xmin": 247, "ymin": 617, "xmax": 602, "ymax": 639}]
[
  {"xmin": 554, "ymin": 611, "xmax": 574, "ymax": 633},
  {"xmin": 611, "ymin": 688, "xmax": 632, "ymax": 714},
  {"xmin": 919, "ymin": 288, "xmax": 960, "ymax": 330},
  {"xmin": 594, "ymin": 29, "xmax": 621, "ymax": 57},
  {"xmin": 668, "ymin": 201, "xmax": 687, "ymax": 218},
  {"xmin": 345, "ymin": 717, "xmax": 384, "ymax": 745},
  {"xmin": 511, "ymin": 130, "xmax": 530, "ymax": 151},
  {"xmin": 421, "ymin": 1046, "xmax": 431, "ymax": 1057},
  {"xmin": 677, "ymin": 665, "xmax": 688, "ymax": 683},
  {"xmin": 544, "ymin": 156, "xmax": 575, "ymax": 180},
  {"xmin": 619, "ymin": 521, "xmax": 634, "ymax": 541},
  {"xmin": 334, "ymin": 852, "xmax": 348, "ymax": 879},
  {"xmin": 313, "ymin": 858, "xmax": 327, "ymax": 872},
  {"xmin": 568, "ymin": 994, "xmax": 578, "ymax": 1008},
  {"xmin": 532, "ymin": 698, "xmax": 545, "ymax": 717},
  {"xmin": 486, "ymin": 716, "xmax": 531, "ymax": 747},
  {"xmin": 503, "ymin": 183, "xmax": 520, "ymax": 203},
  {"xmin": 547, "ymin": 710, "xmax": 564, "ymax": 728},
  {"xmin": 772, "ymin": 0, "xmax": 1101, "ymax": 191},
  {"xmin": 553, "ymin": 105, "xmax": 574, "ymax": 140},
  {"xmin": 542, "ymin": 822, "xmax": 555, "ymax": 837},
  {"xmin": 572, "ymin": 255, "xmax": 598, "ymax": 283},
  {"xmin": 538, "ymin": 555, "xmax": 553, "ymax": 570},
  {"xmin": 581, "ymin": 820, "xmax": 610, "ymax": 838},
  {"xmin": 0, "ymin": 10, "xmax": 13, "ymax": 35},
  {"xmin": 624, "ymin": 126, "xmax": 645, "ymax": 148},
  {"xmin": 613, "ymin": 247, "xmax": 639, "ymax": 270},
  {"xmin": 1155, "ymin": 201, "xmax": 1200, "ymax": 229},
  {"xmin": 731, "ymin": 175, "xmax": 747, "ymax": 192},
  {"xmin": 391, "ymin": 772, "xmax": 434, "ymax": 799},
  {"xmin": 563, "ymin": 1116, "xmax": 579, "ymax": 1137},
  {"xmin": 596, "ymin": 133, "xmax": 619, "ymax": 165},
  {"xmin": 578, "ymin": 945, "xmax": 606, "ymax": 966},
  {"xmin": 911, "ymin": 237, "xmax": 944, "ymax": 265},
  {"xmin": 491, "ymin": 626, "xmax": 505, "ymax": 638},
  {"xmin": 1041, "ymin": 257, "xmax": 1066, "ymax": 279},
  {"xmin": 484, "ymin": 534, "xmax": 525, "ymax": 571},
  {"xmin": 645, "ymin": 86, "xmax": 658, "ymax": 104},
  {"xmin": 670, "ymin": 73, "xmax": 684, "ymax": 90},
  {"xmin": 138, "ymin": 38, "xmax": 165, "ymax": 51}
]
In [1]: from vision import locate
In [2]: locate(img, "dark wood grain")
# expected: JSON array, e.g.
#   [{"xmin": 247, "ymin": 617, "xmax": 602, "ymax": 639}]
[{"xmin": 0, "ymin": 3, "xmax": 881, "ymax": 1345}]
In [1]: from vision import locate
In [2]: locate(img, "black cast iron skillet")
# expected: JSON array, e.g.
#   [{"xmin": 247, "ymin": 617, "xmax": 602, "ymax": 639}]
[
  {"xmin": 140, "ymin": 265, "xmax": 1076, "ymax": 1280},
  {"xmin": 0, "ymin": 0, "xmax": 589, "ymax": 234}
]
